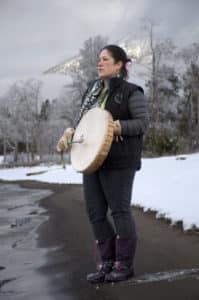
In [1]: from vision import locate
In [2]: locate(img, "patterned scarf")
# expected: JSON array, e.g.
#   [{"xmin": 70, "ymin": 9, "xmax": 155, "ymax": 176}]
[{"xmin": 76, "ymin": 79, "xmax": 104, "ymax": 125}]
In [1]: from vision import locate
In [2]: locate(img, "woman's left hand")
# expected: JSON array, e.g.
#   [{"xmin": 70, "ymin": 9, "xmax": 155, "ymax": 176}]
[{"xmin": 113, "ymin": 120, "xmax": 122, "ymax": 136}]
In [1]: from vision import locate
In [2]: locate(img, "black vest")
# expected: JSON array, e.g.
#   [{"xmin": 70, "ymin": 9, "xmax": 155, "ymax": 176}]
[{"xmin": 102, "ymin": 77, "xmax": 144, "ymax": 170}]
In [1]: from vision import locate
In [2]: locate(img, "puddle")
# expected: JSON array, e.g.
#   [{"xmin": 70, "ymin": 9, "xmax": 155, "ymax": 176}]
[{"xmin": 0, "ymin": 183, "xmax": 56, "ymax": 299}]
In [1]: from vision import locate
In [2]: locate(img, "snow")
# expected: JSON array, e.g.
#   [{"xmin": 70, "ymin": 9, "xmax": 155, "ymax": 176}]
[
  {"xmin": 0, "ymin": 153, "xmax": 199, "ymax": 231},
  {"xmin": 0, "ymin": 165, "xmax": 82, "ymax": 184},
  {"xmin": 133, "ymin": 153, "xmax": 199, "ymax": 230}
]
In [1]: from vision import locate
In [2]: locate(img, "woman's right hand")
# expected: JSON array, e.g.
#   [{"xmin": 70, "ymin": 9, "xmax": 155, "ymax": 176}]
[{"xmin": 56, "ymin": 128, "xmax": 75, "ymax": 152}]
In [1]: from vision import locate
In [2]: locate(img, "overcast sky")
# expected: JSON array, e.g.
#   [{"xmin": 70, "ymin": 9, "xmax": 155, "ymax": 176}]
[{"xmin": 0, "ymin": 0, "xmax": 199, "ymax": 97}]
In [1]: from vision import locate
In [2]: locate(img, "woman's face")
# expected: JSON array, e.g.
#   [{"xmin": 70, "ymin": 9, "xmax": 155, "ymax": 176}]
[{"xmin": 98, "ymin": 49, "xmax": 122, "ymax": 79}]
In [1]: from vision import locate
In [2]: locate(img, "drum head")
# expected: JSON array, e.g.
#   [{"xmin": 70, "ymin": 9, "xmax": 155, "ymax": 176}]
[{"xmin": 71, "ymin": 107, "xmax": 114, "ymax": 174}]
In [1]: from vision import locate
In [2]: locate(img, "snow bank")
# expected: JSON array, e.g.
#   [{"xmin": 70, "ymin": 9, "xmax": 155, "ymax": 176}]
[{"xmin": 133, "ymin": 153, "xmax": 199, "ymax": 230}]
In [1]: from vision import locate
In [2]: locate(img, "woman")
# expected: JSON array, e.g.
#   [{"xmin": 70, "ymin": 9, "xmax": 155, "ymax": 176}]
[{"xmin": 57, "ymin": 45, "xmax": 149, "ymax": 283}]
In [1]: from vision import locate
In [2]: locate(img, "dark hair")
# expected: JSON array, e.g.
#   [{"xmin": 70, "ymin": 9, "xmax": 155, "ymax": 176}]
[{"xmin": 101, "ymin": 44, "xmax": 131, "ymax": 78}]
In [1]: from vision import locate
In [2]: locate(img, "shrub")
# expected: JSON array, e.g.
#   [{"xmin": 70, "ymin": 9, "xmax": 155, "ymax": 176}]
[{"xmin": 144, "ymin": 127, "xmax": 179, "ymax": 156}]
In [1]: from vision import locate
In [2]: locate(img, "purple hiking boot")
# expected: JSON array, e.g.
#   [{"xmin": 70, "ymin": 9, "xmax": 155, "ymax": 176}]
[
  {"xmin": 86, "ymin": 236, "xmax": 115, "ymax": 284},
  {"xmin": 105, "ymin": 236, "xmax": 136, "ymax": 282}
]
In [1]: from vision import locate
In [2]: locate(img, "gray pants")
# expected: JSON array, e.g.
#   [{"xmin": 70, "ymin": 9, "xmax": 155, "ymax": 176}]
[{"xmin": 83, "ymin": 168, "xmax": 137, "ymax": 241}]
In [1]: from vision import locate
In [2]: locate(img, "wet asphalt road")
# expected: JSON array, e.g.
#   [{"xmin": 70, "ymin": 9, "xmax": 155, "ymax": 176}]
[{"xmin": 0, "ymin": 181, "xmax": 199, "ymax": 300}]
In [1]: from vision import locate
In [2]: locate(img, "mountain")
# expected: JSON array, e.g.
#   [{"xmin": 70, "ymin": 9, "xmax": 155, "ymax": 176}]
[{"xmin": 43, "ymin": 36, "xmax": 152, "ymax": 87}]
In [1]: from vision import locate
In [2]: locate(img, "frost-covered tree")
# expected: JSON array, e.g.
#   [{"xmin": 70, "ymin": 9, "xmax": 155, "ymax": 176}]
[
  {"xmin": 0, "ymin": 96, "xmax": 15, "ymax": 162},
  {"xmin": 144, "ymin": 64, "xmax": 181, "ymax": 155},
  {"xmin": 71, "ymin": 35, "xmax": 108, "ymax": 97},
  {"xmin": 141, "ymin": 20, "xmax": 177, "ymax": 128},
  {"xmin": 0, "ymin": 79, "xmax": 43, "ymax": 163},
  {"xmin": 175, "ymin": 43, "xmax": 199, "ymax": 152},
  {"xmin": 156, "ymin": 65, "xmax": 181, "ymax": 127},
  {"xmin": 179, "ymin": 63, "xmax": 199, "ymax": 151},
  {"xmin": 1, "ymin": 85, "xmax": 23, "ymax": 162},
  {"xmin": 79, "ymin": 35, "xmax": 108, "ymax": 81},
  {"xmin": 42, "ymin": 83, "xmax": 81, "ymax": 156}
]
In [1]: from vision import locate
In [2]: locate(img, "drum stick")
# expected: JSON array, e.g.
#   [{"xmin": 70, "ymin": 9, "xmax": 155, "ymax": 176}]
[{"xmin": 68, "ymin": 134, "xmax": 84, "ymax": 145}]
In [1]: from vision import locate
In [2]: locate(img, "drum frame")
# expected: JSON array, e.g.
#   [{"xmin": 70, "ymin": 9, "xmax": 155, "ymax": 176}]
[{"xmin": 71, "ymin": 108, "xmax": 114, "ymax": 174}]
